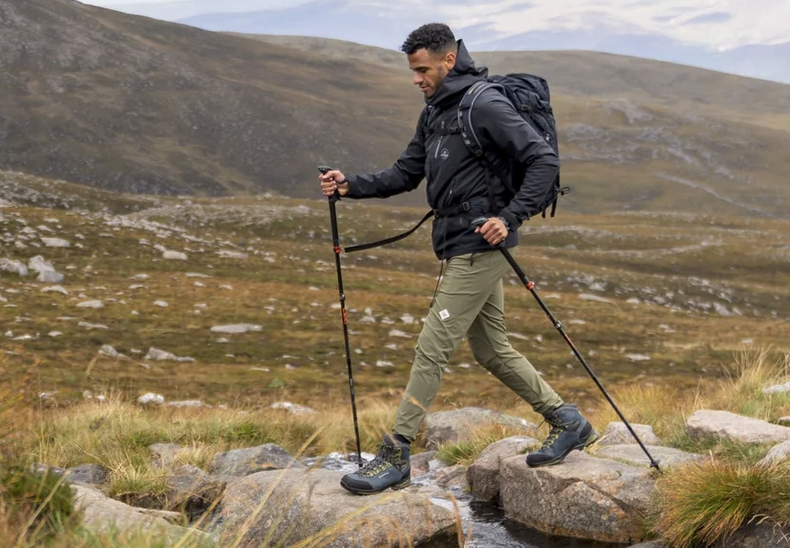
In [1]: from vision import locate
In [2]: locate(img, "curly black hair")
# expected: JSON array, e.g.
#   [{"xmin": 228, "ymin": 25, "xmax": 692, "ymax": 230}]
[{"xmin": 400, "ymin": 23, "xmax": 457, "ymax": 55}]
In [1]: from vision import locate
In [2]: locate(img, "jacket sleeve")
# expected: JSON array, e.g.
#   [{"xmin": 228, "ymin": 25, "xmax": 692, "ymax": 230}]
[
  {"xmin": 345, "ymin": 111, "xmax": 427, "ymax": 199},
  {"xmin": 473, "ymin": 92, "xmax": 560, "ymax": 228}
]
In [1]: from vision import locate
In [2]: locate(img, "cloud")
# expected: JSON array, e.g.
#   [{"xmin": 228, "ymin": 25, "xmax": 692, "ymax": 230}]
[{"xmin": 682, "ymin": 12, "xmax": 732, "ymax": 25}]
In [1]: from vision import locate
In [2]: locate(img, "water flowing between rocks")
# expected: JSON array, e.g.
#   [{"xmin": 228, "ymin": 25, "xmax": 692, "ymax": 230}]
[{"xmin": 302, "ymin": 453, "xmax": 628, "ymax": 548}]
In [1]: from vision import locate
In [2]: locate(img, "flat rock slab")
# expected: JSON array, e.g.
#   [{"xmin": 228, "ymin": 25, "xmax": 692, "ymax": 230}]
[
  {"xmin": 217, "ymin": 468, "xmax": 457, "ymax": 548},
  {"xmin": 599, "ymin": 422, "xmax": 661, "ymax": 447},
  {"xmin": 424, "ymin": 407, "xmax": 537, "ymax": 450},
  {"xmin": 499, "ymin": 451, "xmax": 655, "ymax": 544},
  {"xmin": 595, "ymin": 445, "xmax": 704, "ymax": 469},
  {"xmin": 687, "ymin": 410, "xmax": 790, "ymax": 445}
]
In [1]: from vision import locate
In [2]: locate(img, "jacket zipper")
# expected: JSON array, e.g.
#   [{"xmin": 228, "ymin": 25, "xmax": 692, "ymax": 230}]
[{"xmin": 434, "ymin": 135, "xmax": 444, "ymax": 159}]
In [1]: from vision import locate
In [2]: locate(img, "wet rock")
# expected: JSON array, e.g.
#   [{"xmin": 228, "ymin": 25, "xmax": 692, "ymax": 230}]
[
  {"xmin": 500, "ymin": 451, "xmax": 654, "ymax": 544},
  {"xmin": 467, "ymin": 436, "xmax": 538, "ymax": 500},
  {"xmin": 687, "ymin": 410, "xmax": 790, "ymax": 445},
  {"xmin": 434, "ymin": 464, "xmax": 468, "ymax": 491},
  {"xmin": 210, "ymin": 444, "xmax": 303, "ymax": 476},
  {"xmin": 217, "ymin": 468, "xmax": 456, "ymax": 548},
  {"xmin": 599, "ymin": 422, "xmax": 662, "ymax": 447},
  {"xmin": 411, "ymin": 450, "xmax": 437, "ymax": 477},
  {"xmin": 424, "ymin": 407, "xmax": 537, "ymax": 450}
]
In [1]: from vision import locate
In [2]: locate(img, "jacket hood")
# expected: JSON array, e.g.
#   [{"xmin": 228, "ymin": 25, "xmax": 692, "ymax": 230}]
[{"xmin": 426, "ymin": 40, "xmax": 488, "ymax": 107}]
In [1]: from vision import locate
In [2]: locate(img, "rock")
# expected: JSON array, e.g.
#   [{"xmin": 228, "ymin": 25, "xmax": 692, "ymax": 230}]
[
  {"xmin": 763, "ymin": 382, "xmax": 790, "ymax": 395},
  {"xmin": 138, "ymin": 393, "xmax": 165, "ymax": 406},
  {"xmin": 210, "ymin": 444, "xmax": 304, "ymax": 476},
  {"xmin": 144, "ymin": 347, "xmax": 194, "ymax": 362},
  {"xmin": 167, "ymin": 400, "xmax": 208, "ymax": 408},
  {"xmin": 165, "ymin": 465, "xmax": 233, "ymax": 520},
  {"xmin": 467, "ymin": 436, "xmax": 538, "ymax": 500},
  {"xmin": 629, "ymin": 542, "xmax": 664, "ymax": 548},
  {"xmin": 424, "ymin": 407, "xmax": 537, "ymax": 450},
  {"xmin": 434, "ymin": 464, "xmax": 468, "ymax": 490},
  {"xmin": 687, "ymin": 410, "xmax": 790, "ymax": 445},
  {"xmin": 41, "ymin": 237, "xmax": 70, "ymax": 248},
  {"xmin": 37, "ymin": 270, "xmax": 64, "ymax": 283},
  {"xmin": 270, "ymin": 401, "xmax": 316, "ymax": 415},
  {"xmin": 778, "ymin": 417, "xmax": 790, "ymax": 427},
  {"xmin": 210, "ymin": 324, "xmax": 263, "ymax": 334},
  {"xmin": 712, "ymin": 522, "xmax": 790, "ymax": 547},
  {"xmin": 756, "ymin": 441, "xmax": 790, "ymax": 467},
  {"xmin": 595, "ymin": 445, "xmax": 704, "ymax": 468},
  {"xmin": 42, "ymin": 285, "xmax": 68, "ymax": 295},
  {"xmin": 599, "ymin": 422, "xmax": 662, "ymax": 447},
  {"xmin": 99, "ymin": 345, "xmax": 119, "ymax": 357},
  {"xmin": 72, "ymin": 484, "xmax": 209, "ymax": 542},
  {"xmin": 410, "ymin": 450, "xmax": 437, "ymax": 477},
  {"xmin": 218, "ymin": 468, "xmax": 456, "ymax": 548},
  {"xmin": 0, "ymin": 258, "xmax": 28, "ymax": 277},
  {"xmin": 65, "ymin": 464, "xmax": 110, "ymax": 485},
  {"xmin": 77, "ymin": 300, "xmax": 104, "ymax": 309},
  {"xmin": 149, "ymin": 443, "xmax": 184, "ymax": 468},
  {"xmin": 500, "ymin": 451, "xmax": 654, "ymax": 544},
  {"xmin": 163, "ymin": 250, "xmax": 187, "ymax": 260},
  {"xmin": 217, "ymin": 250, "xmax": 248, "ymax": 259}
]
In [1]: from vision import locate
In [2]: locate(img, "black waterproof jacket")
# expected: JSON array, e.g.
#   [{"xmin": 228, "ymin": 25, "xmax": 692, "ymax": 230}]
[{"xmin": 346, "ymin": 40, "xmax": 559, "ymax": 260}]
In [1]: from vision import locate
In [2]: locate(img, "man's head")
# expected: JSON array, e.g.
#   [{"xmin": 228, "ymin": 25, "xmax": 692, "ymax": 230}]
[{"xmin": 401, "ymin": 23, "xmax": 458, "ymax": 98}]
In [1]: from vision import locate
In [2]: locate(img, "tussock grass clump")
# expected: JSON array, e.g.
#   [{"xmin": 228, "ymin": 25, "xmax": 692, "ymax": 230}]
[
  {"xmin": 436, "ymin": 424, "xmax": 538, "ymax": 466},
  {"xmin": 652, "ymin": 459, "xmax": 790, "ymax": 548}
]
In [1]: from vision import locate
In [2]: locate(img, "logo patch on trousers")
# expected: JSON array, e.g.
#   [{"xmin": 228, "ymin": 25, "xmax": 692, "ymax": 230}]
[{"xmin": 439, "ymin": 309, "xmax": 451, "ymax": 320}]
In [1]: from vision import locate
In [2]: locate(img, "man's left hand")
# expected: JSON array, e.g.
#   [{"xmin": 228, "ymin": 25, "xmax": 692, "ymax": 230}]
[{"xmin": 474, "ymin": 217, "xmax": 508, "ymax": 246}]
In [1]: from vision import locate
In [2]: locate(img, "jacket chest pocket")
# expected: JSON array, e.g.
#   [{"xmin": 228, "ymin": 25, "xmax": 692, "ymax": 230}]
[{"xmin": 426, "ymin": 116, "xmax": 463, "ymax": 169}]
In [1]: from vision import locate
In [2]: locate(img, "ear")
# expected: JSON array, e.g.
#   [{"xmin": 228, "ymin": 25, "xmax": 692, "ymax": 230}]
[{"xmin": 443, "ymin": 51, "xmax": 457, "ymax": 70}]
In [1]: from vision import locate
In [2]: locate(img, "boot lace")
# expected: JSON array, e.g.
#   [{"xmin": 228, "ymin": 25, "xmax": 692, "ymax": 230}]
[
  {"xmin": 539, "ymin": 417, "xmax": 567, "ymax": 450},
  {"xmin": 357, "ymin": 443, "xmax": 398, "ymax": 478}
]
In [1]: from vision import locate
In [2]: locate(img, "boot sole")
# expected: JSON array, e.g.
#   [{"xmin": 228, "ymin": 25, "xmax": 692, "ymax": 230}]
[
  {"xmin": 340, "ymin": 477, "xmax": 411, "ymax": 496},
  {"xmin": 526, "ymin": 429, "xmax": 600, "ymax": 468}
]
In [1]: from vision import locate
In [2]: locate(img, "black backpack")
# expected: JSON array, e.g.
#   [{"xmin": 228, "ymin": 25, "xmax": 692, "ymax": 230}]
[{"xmin": 458, "ymin": 74, "xmax": 569, "ymax": 217}]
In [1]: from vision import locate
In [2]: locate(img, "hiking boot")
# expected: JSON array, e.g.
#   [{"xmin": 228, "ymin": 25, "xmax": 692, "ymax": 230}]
[
  {"xmin": 526, "ymin": 404, "xmax": 599, "ymax": 467},
  {"xmin": 340, "ymin": 434, "xmax": 411, "ymax": 495}
]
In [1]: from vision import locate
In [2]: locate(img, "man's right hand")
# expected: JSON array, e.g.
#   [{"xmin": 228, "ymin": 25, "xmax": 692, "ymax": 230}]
[{"xmin": 319, "ymin": 170, "xmax": 350, "ymax": 198}]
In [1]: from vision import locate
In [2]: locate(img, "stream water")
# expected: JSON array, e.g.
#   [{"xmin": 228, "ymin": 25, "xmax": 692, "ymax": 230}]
[{"xmin": 302, "ymin": 453, "xmax": 629, "ymax": 548}]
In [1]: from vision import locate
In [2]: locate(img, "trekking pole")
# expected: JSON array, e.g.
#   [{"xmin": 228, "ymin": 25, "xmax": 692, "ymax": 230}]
[
  {"xmin": 319, "ymin": 166, "xmax": 364, "ymax": 467},
  {"xmin": 472, "ymin": 218, "xmax": 661, "ymax": 471}
]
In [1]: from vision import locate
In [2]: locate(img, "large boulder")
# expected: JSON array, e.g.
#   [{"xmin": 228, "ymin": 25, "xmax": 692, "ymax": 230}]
[
  {"xmin": 210, "ymin": 443, "xmax": 303, "ymax": 476},
  {"xmin": 599, "ymin": 422, "xmax": 661, "ymax": 447},
  {"xmin": 467, "ymin": 436, "xmax": 538, "ymax": 500},
  {"xmin": 424, "ymin": 407, "xmax": 537, "ymax": 449},
  {"xmin": 687, "ymin": 410, "xmax": 790, "ymax": 445},
  {"xmin": 72, "ymin": 484, "xmax": 208, "ymax": 542},
  {"xmin": 499, "ymin": 451, "xmax": 654, "ymax": 544},
  {"xmin": 217, "ymin": 468, "xmax": 457, "ymax": 548},
  {"xmin": 595, "ymin": 445, "xmax": 704, "ymax": 469}
]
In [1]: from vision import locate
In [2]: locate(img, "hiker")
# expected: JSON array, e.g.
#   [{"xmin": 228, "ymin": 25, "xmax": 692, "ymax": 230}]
[{"xmin": 319, "ymin": 23, "xmax": 597, "ymax": 496}]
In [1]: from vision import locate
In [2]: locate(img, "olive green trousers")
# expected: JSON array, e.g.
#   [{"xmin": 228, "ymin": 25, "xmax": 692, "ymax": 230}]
[{"xmin": 393, "ymin": 248, "xmax": 563, "ymax": 442}]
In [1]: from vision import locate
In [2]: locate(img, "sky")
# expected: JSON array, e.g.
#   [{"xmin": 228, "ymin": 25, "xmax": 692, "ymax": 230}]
[{"xmin": 82, "ymin": 0, "xmax": 790, "ymax": 51}]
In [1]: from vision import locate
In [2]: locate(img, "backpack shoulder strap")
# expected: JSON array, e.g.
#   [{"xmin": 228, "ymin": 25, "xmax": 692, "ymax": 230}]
[{"xmin": 457, "ymin": 81, "xmax": 503, "ymax": 157}]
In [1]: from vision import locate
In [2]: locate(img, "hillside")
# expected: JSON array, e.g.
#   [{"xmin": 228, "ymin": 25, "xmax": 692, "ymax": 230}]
[{"xmin": 1, "ymin": 0, "xmax": 790, "ymax": 217}]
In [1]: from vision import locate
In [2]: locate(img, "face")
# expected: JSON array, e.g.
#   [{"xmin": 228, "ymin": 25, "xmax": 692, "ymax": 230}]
[{"xmin": 407, "ymin": 48, "xmax": 456, "ymax": 98}]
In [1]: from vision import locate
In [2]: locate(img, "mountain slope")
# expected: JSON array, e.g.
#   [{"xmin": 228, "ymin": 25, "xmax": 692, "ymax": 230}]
[
  {"xmin": 0, "ymin": 0, "xmax": 419, "ymax": 196},
  {"xmin": 1, "ymin": 0, "xmax": 790, "ymax": 218}
]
